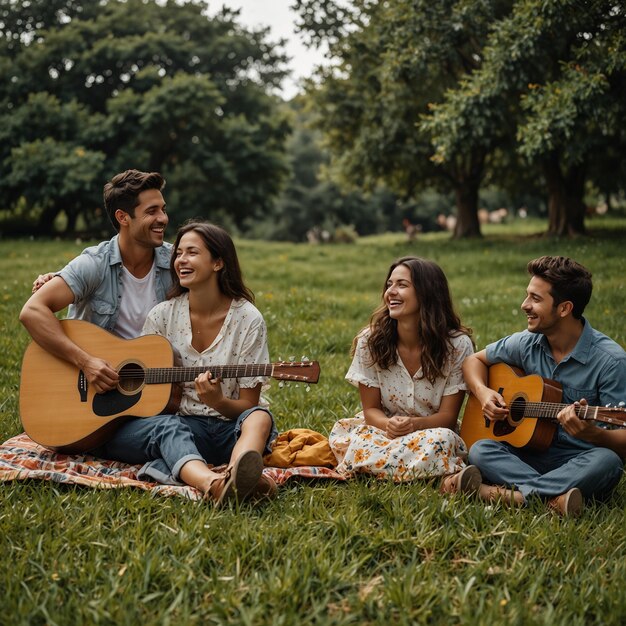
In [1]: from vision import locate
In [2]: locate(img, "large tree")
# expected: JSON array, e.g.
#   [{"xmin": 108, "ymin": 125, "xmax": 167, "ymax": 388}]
[
  {"xmin": 0, "ymin": 0, "xmax": 290, "ymax": 235},
  {"xmin": 424, "ymin": 0, "xmax": 626, "ymax": 236},
  {"xmin": 294, "ymin": 0, "xmax": 510, "ymax": 238}
]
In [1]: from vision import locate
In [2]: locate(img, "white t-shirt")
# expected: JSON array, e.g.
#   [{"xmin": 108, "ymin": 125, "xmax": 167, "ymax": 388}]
[
  {"xmin": 142, "ymin": 294, "xmax": 270, "ymax": 419},
  {"xmin": 114, "ymin": 262, "xmax": 159, "ymax": 339},
  {"xmin": 346, "ymin": 330, "xmax": 474, "ymax": 417}
]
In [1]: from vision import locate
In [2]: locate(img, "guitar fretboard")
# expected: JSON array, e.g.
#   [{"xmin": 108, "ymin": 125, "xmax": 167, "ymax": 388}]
[
  {"xmin": 523, "ymin": 402, "xmax": 626, "ymax": 427},
  {"xmin": 120, "ymin": 364, "xmax": 273, "ymax": 384}
]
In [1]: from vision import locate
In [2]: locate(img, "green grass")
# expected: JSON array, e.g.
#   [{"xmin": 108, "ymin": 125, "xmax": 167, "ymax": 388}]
[{"xmin": 1, "ymin": 216, "xmax": 625, "ymax": 625}]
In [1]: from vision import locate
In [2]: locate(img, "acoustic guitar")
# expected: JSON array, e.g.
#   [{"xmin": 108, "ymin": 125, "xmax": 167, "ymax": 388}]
[
  {"xmin": 459, "ymin": 363, "xmax": 626, "ymax": 451},
  {"xmin": 20, "ymin": 320, "xmax": 320, "ymax": 453}
]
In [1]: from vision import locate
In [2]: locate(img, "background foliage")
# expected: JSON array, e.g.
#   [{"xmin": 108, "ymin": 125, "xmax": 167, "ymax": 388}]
[
  {"xmin": 0, "ymin": 0, "xmax": 291, "ymax": 235},
  {"xmin": 1, "ymin": 0, "xmax": 625, "ymax": 241},
  {"xmin": 294, "ymin": 0, "xmax": 626, "ymax": 238}
]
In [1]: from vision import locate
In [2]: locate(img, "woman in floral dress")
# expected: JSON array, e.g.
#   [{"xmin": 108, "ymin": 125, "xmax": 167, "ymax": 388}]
[{"xmin": 329, "ymin": 256, "xmax": 481, "ymax": 491}]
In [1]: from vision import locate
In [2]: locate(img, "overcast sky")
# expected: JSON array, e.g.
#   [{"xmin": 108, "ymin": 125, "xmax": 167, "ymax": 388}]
[{"xmin": 206, "ymin": 0, "xmax": 327, "ymax": 98}]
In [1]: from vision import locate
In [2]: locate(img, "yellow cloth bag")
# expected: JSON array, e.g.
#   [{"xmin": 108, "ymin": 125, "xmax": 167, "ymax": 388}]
[{"xmin": 264, "ymin": 428, "xmax": 338, "ymax": 468}]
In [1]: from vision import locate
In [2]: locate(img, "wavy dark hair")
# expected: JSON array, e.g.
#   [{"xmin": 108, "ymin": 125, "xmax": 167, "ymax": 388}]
[
  {"xmin": 360, "ymin": 256, "xmax": 472, "ymax": 385},
  {"xmin": 167, "ymin": 220, "xmax": 254, "ymax": 303}
]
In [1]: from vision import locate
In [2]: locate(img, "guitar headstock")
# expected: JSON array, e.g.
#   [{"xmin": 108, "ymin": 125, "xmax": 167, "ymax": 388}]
[
  {"xmin": 594, "ymin": 406, "xmax": 626, "ymax": 428},
  {"xmin": 271, "ymin": 360, "xmax": 321, "ymax": 384}
]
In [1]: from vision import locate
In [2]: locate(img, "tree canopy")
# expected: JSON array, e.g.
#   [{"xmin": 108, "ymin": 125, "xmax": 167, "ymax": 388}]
[
  {"xmin": 0, "ymin": 0, "xmax": 291, "ymax": 235},
  {"xmin": 425, "ymin": 0, "xmax": 626, "ymax": 236},
  {"xmin": 295, "ymin": 0, "xmax": 626, "ymax": 237}
]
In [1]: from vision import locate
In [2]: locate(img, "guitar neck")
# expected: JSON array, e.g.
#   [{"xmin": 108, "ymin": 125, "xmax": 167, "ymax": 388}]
[
  {"xmin": 144, "ymin": 364, "xmax": 273, "ymax": 384},
  {"xmin": 524, "ymin": 401, "xmax": 626, "ymax": 428}
]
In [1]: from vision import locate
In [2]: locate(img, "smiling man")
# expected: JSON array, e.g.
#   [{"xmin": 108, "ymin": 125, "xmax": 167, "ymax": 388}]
[
  {"xmin": 461, "ymin": 256, "xmax": 626, "ymax": 516},
  {"xmin": 19, "ymin": 170, "xmax": 172, "ymax": 394}
]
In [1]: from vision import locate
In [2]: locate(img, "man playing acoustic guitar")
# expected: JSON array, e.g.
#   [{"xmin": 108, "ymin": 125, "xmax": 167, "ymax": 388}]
[
  {"xmin": 461, "ymin": 256, "xmax": 626, "ymax": 517},
  {"xmin": 19, "ymin": 171, "xmax": 275, "ymax": 505},
  {"xmin": 20, "ymin": 169, "xmax": 172, "ymax": 394}
]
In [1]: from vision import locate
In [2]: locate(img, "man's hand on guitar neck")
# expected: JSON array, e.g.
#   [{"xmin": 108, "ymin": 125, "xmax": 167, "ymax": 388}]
[{"xmin": 558, "ymin": 399, "xmax": 593, "ymax": 438}]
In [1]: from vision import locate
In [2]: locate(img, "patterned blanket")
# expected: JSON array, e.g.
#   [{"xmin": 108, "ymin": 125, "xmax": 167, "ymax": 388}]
[{"xmin": 0, "ymin": 433, "xmax": 345, "ymax": 500}]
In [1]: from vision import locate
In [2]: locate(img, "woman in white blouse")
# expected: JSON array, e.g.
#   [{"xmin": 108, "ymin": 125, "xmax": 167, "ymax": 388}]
[
  {"xmin": 97, "ymin": 220, "xmax": 277, "ymax": 505},
  {"xmin": 329, "ymin": 256, "xmax": 481, "ymax": 491}
]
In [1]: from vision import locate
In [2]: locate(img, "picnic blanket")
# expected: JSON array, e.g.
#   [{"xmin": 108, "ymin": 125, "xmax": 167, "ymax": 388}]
[{"xmin": 0, "ymin": 433, "xmax": 345, "ymax": 501}]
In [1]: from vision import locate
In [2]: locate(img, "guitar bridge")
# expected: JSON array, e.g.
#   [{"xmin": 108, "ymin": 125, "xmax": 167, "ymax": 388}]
[{"xmin": 77, "ymin": 371, "xmax": 88, "ymax": 403}]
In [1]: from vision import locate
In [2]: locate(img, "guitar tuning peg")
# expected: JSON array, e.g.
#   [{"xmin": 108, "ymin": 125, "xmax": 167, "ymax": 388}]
[
  {"xmin": 278, "ymin": 381, "xmax": 284, "ymax": 389},
  {"xmin": 305, "ymin": 385, "xmax": 311, "ymax": 392},
  {"xmin": 301, "ymin": 356, "xmax": 310, "ymax": 362},
  {"xmin": 289, "ymin": 355, "xmax": 295, "ymax": 362},
  {"xmin": 619, "ymin": 402, "xmax": 625, "ymax": 407}
]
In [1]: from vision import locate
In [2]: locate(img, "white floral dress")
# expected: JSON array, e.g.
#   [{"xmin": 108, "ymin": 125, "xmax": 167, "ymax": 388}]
[{"xmin": 330, "ymin": 331, "xmax": 474, "ymax": 482}]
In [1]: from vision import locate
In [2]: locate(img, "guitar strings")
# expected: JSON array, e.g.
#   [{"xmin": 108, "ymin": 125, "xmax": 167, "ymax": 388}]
[
  {"xmin": 115, "ymin": 362, "xmax": 316, "ymax": 383},
  {"xmin": 517, "ymin": 401, "xmax": 626, "ymax": 426}
]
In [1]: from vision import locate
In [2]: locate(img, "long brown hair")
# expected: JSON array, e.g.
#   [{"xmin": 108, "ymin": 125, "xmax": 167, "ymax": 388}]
[
  {"xmin": 362, "ymin": 256, "xmax": 471, "ymax": 384},
  {"xmin": 168, "ymin": 220, "xmax": 254, "ymax": 303}
]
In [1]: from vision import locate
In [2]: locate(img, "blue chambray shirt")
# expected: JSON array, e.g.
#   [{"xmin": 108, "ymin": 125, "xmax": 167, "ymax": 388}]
[
  {"xmin": 57, "ymin": 235, "xmax": 173, "ymax": 336},
  {"xmin": 486, "ymin": 318, "xmax": 626, "ymax": 408}
]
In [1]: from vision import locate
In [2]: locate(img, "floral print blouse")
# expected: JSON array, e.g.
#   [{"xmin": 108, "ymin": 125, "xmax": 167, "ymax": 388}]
[
  {"xmin": 142, "ymin": 294, "xmax": 270, "ymax": 420},
  {"xmin": 346, "ymin": 330, "xmax": 474, "ymax": 417}
]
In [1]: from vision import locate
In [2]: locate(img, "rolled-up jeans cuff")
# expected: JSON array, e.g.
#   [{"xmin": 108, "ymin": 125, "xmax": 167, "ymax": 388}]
[{"xmin": 138, "ymin": 454, "xmax": 205, "ymax": 485}]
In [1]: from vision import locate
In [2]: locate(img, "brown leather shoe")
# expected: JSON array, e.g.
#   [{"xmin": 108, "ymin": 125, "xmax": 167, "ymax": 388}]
[
  {"xmin": 548, "ymin": 488, "xmax": 583, "ymax": 517},
  {"xmin": 211, "ymin": 450, "xmax": 263, "ymax": 507},
  {"xmin": 440, "ymin": 465, "xmax": 482, "ymax": 495},
  {"xmin": 246, "ymin": 474, "xmax": 278, "ymax": 503}
]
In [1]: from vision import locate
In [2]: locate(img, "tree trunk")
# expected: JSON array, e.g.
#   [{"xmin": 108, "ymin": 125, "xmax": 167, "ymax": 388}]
[
  {"xmin": 449, "ymin": 151, "xmax": 484, "ymax": 238},
  {"xmin": 36, "ymin": 204, "xmax": 62, "ymax": 235},
  {"xmin": 65, "ymin": 209, "xmax": 78, "ymax": 235},
  {"xmin": 564, "ymin": 164, "xmax": 587, "ymax": 235},
  {"xmin": 543, "ymin": 154, "xmax": 586, "ymax": 237},
  {"xmin": 453, "ymin": 182, "xmax": 482, "ymax": 238}
]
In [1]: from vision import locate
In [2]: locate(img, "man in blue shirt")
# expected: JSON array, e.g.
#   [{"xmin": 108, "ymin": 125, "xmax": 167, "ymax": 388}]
[
  {"xmin": 461, "ymin": 256, "xmax": 626, "ymax": 517},
  {"xmin": 20, "ymin": 169, "xmax": 172, "ymax": 393}
]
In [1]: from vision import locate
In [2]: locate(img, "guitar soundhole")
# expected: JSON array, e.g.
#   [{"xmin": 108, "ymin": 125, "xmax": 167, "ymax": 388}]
[
  {"xmin": 117, "ymin": 362, "xmax": 146, "ymax": 394},
  {"xmin": 493, "ymin": 421, "xmax": 516, "ymax": 436},
  {"xmin": 509, "ymin": 397, "xmax": 526, "ymax": 424}
]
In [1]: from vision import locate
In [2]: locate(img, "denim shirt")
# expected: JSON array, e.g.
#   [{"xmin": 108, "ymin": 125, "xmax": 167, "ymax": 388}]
[
  {"xmin": 58, "ymin": 235, "xmax": 173, "ymax": 335},
  {"xmin": 486, "ymin": 318, "xmax": 626, "ymax": 407}
]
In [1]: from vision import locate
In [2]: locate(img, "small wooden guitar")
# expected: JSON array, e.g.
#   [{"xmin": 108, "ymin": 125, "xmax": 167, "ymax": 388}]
[
  {"xmin": 459, "ymin": 363, "xmax": 626, "ymax": 451},
  {"xmin": 20, "ymin": 320, "xmax": 320, "ymax": 453}
]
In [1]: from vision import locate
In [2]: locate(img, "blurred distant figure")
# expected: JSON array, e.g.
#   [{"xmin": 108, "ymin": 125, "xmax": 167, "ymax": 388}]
[{"xmin": 402, "ymin": 218, "xmax": 421, "ymax": 242}]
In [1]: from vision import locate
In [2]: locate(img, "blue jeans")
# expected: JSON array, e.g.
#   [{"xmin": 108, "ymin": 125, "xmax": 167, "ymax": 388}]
[
  {"xmin": 468, "ymin": 426, "xmax": 623, "ymax": 502},
  {"xmin": 93, "ymin": 406, "xmax": 276, "ymax": 485}
]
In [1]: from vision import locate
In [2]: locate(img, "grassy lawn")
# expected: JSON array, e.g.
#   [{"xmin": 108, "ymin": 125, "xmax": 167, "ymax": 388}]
[{"xmin": 1, "ymin": 216, "xmax": 625, "ymax": 625}]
